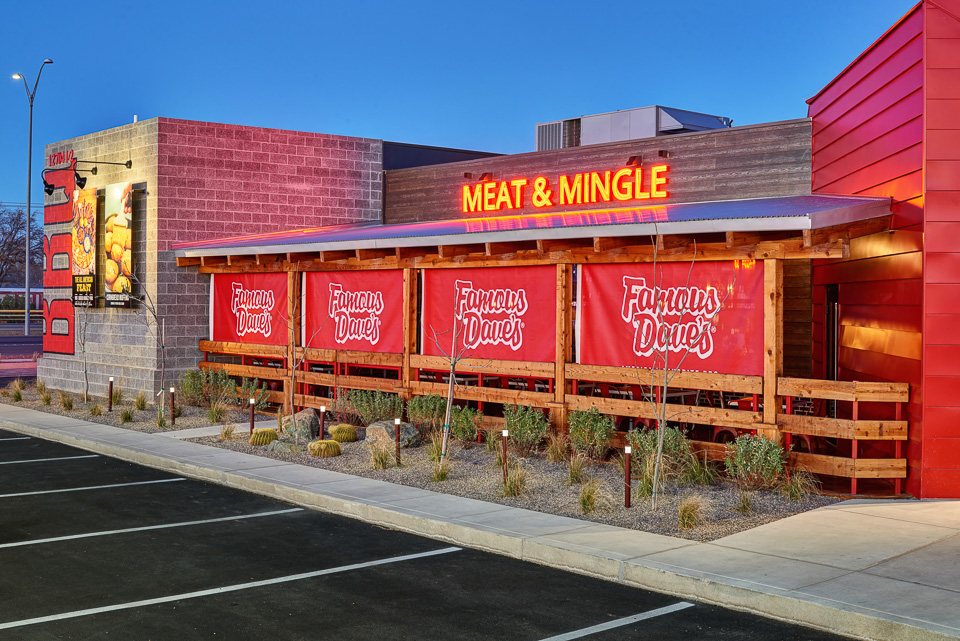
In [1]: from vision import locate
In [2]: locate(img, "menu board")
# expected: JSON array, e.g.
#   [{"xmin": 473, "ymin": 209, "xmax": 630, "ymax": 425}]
[
  {"xmin": 71, "ymin": 188, "xmax": 97, "ymax": 307},
  {"xmin": 104, "ymin": 182, "xmax": 133, "ymax": 308}
]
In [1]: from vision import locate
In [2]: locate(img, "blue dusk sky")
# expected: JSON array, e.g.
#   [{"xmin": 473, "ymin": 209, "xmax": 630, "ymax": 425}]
[{"xmin": 1, "ymin": 0, "xmax": 917, "ymax": 209}]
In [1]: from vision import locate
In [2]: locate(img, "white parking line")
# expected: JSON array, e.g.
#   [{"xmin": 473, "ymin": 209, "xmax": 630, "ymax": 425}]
[
  {"xmin": 0, "ymin": 437, "xmax": 30, "ymax": 441},
  {"xmin": 0, "ymin": 546, "xmax": 462, "ymax": 631},
  {"xmin": 538, "ymin": 602, "xmax": 696, "ymax": 640},
  {"xmin": 0, "ymin": 508, "xmax": 304, "ymax": 549},
  {"xmin": 0, "ymin": 454, "xmax": 99, "ymax": 466},
  {"xmin": 0, "ymin": 478, "xmax": 186, "ymax": 498}
]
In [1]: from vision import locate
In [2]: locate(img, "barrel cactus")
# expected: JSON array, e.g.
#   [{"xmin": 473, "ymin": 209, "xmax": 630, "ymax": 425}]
[
  {"xmin": 250, "ymin": 428, "xmax": 279, "ymax": 446},
  {"xmin": 329, "ymin": 424, "xmax": 358, "ymax": 443},
  {"xmin": 308, "ymin": 439, "xmax": 342, "ymax": 458}
]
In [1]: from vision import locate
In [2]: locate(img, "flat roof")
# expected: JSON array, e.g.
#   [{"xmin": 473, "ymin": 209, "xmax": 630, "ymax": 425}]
[{"xmin": 173, "ymin": 194, "xmax": 891, "ymax": 258}]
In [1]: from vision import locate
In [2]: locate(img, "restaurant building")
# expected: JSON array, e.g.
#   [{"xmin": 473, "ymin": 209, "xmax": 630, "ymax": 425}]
[{"xmin": 43, "ymin": 1, "xmax": 960, "ymax": 498}]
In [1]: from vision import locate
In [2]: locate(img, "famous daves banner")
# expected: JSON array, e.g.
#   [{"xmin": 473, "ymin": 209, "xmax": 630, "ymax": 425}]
[
  {"xmin": 576, "ymin": 262, "xmax": 764, "ymax": 375},
  {"xmin": 421, "ymin": 266, "xmax": 556, "ymax": 363},
  {"xmin": 302, "ymin": 270, "xmax": 404, "ymax": 353},
  {"xmin": 210, "ymin": 273, "xmax": 288, "ymax": 346}
]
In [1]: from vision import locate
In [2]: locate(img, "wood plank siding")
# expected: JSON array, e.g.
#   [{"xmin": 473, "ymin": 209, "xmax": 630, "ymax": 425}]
[
  {"xmin": 807, "ymin": 5, "xmax": 924, "ymax": 496},
  {"xmin": 383, "ymin": 120, "xmax": 813, "ymax": 224},
  {"xmin": 922, "ymin": 0, "xmax": 960, "ymax": 497}
]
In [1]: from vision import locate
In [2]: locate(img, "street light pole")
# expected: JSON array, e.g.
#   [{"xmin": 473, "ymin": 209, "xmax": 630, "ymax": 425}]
[{"xmin": 13, "ymin": 58, "xmax": 53, "ymax": 337}]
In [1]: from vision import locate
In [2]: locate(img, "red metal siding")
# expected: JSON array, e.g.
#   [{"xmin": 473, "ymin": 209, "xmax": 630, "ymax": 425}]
[
  {"xmin": 922, "ymin": 0, "xmax": 960, "ymax": 498},
  {"xmin": 808, "ymin": 4, "xmax": 924, "ymax": 496}
]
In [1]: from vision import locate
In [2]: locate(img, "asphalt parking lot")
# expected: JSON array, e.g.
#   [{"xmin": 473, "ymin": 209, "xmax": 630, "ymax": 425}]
[{"xmin": 0, "ymin": 428, "xmax": 847, "ymax": 640}]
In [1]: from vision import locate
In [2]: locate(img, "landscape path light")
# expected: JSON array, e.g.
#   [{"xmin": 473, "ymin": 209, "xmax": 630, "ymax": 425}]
[
  {"xmin": 108, "ymin": 377, "xmax": 114, "ymax": 412},
  {"xmin": 624, "ymin": 446, "xmax": 632, "ymax": 509},
  {"xmin": 502, "ymin": 429, "xmax": 509, "ymax": 484},
  {"xmin": 395, "ymin": 417, "xmax": 401, "ymax": 466},
  {"xmin": 12, "ymin": 58, "xmax": 53, "ymax": 336},
  {"xmin": 249, "ymin": 398, "xmax": 255, "ymax": 435}
]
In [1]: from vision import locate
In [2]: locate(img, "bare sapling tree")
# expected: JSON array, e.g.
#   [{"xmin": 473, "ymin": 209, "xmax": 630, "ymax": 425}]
[
  {"xmin": 627, "ymin": 235, "xmax": 738, "ymax": 510},
  {"xmin": 75, "ymin": 304, "xmax": 92, "ymax": 403}
]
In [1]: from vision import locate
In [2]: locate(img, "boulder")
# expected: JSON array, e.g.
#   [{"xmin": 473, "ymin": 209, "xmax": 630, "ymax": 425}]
[
  {"xmin": 280, "ymin": 408, "xmax": 320, "ymax": 441},
  {"xmin": 267, "ymin": 440, "xmax": 303, "ymax": 454},
  {"xmin": 364, "ymin": 420, "xmax": 420, "ymax": 449}
]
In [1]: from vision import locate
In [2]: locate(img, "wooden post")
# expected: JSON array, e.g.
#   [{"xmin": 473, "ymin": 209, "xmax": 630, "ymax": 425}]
[
  {"xmin": 551, "ymin": 263, "xmax": 573, "ymax": 434},
  {"xmin": 286, "ymin": 270, "xmax": 296, "ymax": 416},
  {"xmin": 762, "ymin": 257, "xmax": 783, "ymax": 442},
  {"xmin": 400, "ymin": 268, "xmax": 418, "ymax": 402}
]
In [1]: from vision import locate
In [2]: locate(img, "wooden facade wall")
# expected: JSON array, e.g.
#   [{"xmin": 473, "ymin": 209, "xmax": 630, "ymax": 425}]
[
  {"xmin": 922, "ymin": 0, "xmax": 960, "ymax": 498},
  {"xmin": 384, "ymin": 120, "xmax": 812, "ymax": 224},
  {"xmin": 807, "ymin": 6, "xmax": 925, "ymax": 496}
]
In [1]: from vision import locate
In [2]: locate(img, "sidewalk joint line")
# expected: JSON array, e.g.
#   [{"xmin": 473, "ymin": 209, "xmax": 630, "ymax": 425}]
[
  {"xmin": 0, "ymin": 546, "xmax": 462, "ymax": 631},
  {"xmin": 0, "ymin": 508, "xmax": 304, "ymax": 549}
]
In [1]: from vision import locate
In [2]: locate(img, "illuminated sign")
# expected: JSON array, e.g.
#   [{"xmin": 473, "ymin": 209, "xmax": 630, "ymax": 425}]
[{"xmin": 462, "ymin": 165, "xmax": 669, "ymax": 213}]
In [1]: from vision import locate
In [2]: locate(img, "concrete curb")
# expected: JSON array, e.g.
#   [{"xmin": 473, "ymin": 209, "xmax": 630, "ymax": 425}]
[{"xmin": 2, "ymin": 418, "xmax": 956, "ymax": 641}]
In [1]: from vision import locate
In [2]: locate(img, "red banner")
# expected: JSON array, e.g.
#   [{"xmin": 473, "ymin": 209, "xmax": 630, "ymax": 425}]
[
  {"xmin": 43, "ymin": 164, "xmax": 76, "ymax": 355},
  {"xmin": 421, "ymin": 266, "xmax": 556, "ymax": 363},
  {"xmin": 210, "ymin": 273, "xmax": 288, "ymax": 346},
  {"xmin": 302, "ymin": 270, "xmax": 404, "ymax": 353},
  {"xmin": 577, "ymin": 261, "xmax": 764, "ymax": 375}
]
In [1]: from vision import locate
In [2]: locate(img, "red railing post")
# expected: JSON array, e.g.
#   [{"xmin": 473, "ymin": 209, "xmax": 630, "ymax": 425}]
[{"xmin": 851, "ymin": 396, "xmax": 859, "ymax": 495}]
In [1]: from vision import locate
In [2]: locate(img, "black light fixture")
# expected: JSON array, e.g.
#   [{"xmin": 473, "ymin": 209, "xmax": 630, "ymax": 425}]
[
  {"xmin": 43, "ymin": 179, "xmax": 55, "ymax": 195},
  {"xmin": 74, "ymin": 172, "xmax": 87, "ymax": 189}
]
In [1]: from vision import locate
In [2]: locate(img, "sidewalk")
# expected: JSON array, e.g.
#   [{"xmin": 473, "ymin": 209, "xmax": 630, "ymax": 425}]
[{"xmin": 1, "ymin": 404, "xmax": 957, "ymax": 641}]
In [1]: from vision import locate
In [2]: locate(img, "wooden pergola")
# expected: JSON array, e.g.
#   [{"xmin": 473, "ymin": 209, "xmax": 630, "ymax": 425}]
[{"xmin": 176, "ymin": 196, "xmax": 909, "ymax": 495}]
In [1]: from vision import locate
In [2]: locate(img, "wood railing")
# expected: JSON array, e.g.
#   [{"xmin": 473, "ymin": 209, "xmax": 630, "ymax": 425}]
[{"xmin": 197, "ymin": 341, "xmax": 911, "ymax": 495}]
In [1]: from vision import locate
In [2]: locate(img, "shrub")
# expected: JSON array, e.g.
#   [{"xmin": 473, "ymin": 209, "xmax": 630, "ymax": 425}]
[
  {"xmin": 427, "ymin": 434, "xmax": 444, "ymax": 464},
  {"xmin": 250, "ymin": 428, "xmax": 279, "ymax": 446},
  {"xmin": 725, "ymin": 434, "xmax": 787, "ymax": 490},
  {"xmin": 173, "ymin": 405, "xmax": 183, "ymax": 419},
  {"xmin": 546, "ymin": 433, "xmax": 569, "ymax": 463},
  {"xmin": 782, "ymin": 470, "xmax": 820, "ymax": 500},
  {"xmin": 177, "ymin": 370, "xmax": 204, "ymax": 406},
  {"xmin": 220, "ymin": 424, "xmax": 236, "ymax": 441},
  {"xmin": 406, "ymin": 394, "xmax": 447, "ymax": 437},
  {"xmin": 329, "ymin": 424, "xmax": 358, "ymax": 443},
  {"xmin": 59, "ymin": 391, "xmax": 73, "ymax": 411},
  {"xmin": 503, "ymin": 404, "xmax": 548, "ymax": 457},
  {"xmin": 684, "ymin": 450, "xmax": 718, "ymax": 486},
  {"xmin": 626, "ymin": 426, "xmax": 696, "ymax": 485},
  {"xmin": 134, "ymin": 390, "xmax": 147, "ymax": 411},
  {"xmin": 11, "ymin": 388, "xmax": 21, "ymax": 402},
  {"xmin": 35, "ymin": 380, "xmax": 46, "ymax": 394},
  {"xmin": 450, "ymin": 405, "xmax": 482, "ymax": 442},
  {"xmin": 238, "ymin": 377, "xmax": 270, "ymax": 410},
  {"xmin": 156, "ymin": 414, "xmax": 167, "ymax": 429},
  {"xmin": 502, "ymin": 463, "xmax": 528, "ymax": 497},
  {"xmin": 308, "ymin": 439, "xmax": 342, "ymax": 458},
  {"xmin": 330, "ymin": 388, "xmax": 360, "ymax": 425},
  {"xmin": 40, "ymin": 391, "xmax": 51, "ymax": 406},
  {"xmin": 120, "ymin": 408, "xmax": 134, "ymax": 423},
  {"xmin": 111, "ymin": 380, "xmax": 124, "ymax": 407},
  {"xmin": 89, "ymin": 404, "xmax": 102, "ymax": 416},
  {"xmin": 567, "ymin": 408, "xmax": 615, "ymax": 460},
  {"xmin": 10, "ymin": 378, "xmax": 25, "ymax": 393},
  {"xmin": 678, "ymin": 495, "xmax": 706, "ymax": 529},
  {"xmin": 568, "ymin": 452, "xmax": 588, "ymax": 485},
  {"xmin": 347, "ymin": 389, "xmax": 403, "ymax": 425}
]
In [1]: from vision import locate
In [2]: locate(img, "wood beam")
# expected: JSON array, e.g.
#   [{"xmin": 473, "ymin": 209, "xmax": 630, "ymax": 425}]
[
  {"xmin": 655, "ymin": 235, "xmax": 691, "ymax": 251},
  {"xmin": 762, "ymin": 258, "xmax": 783, "ymax": 440},
  {"xmin": 438, "ymin": 243, "xmax": 486, "ymax": 259},
  {"xmin": 286, "ymin": 252, "xmax": 318, "ymax": 263},
  {"xmin": 593, "ymin": 236, "xmax": 646, "ymax": 252},
  {"xmin": 356, "ymin": 248, "xmax": 393, "ymax": 261},
  {"xmin": 486, "ymin": 240, "xmax": 538, "ymax": 256},
  {"xmin": 176, "ymin": 256, "xmax": 201, "ymax": 267},
  {"xmin": 317, "ymin": 250, "xmax": 354, "ymax": 262},
  {"xmin": 552, "ymin": 263, "xmax": 573, "ymax": 433},
  {"xmin": 396, "ymin": 246, "xmax": 435, "ymax": 261},
  {"xmin": 537, "ymin": 238, "xmax": 594, "ymax": 255},
  {"xmin": 256, "ymin": 253, "xmax": 285, "ymax": 265},
  {"xmin": 200, "ymin": 255, "xmax": 228, "ymax": 267},
  {"xmin": 227, "ymin": 255, "xmax": 257, "ymax": 266},
  {"xmin": 803, "ymin": 214, "xmax": 892, "ymax": 247},
  {"xmin": 401, "ymin": 267, "xmax": 417, "ymax": 402}
]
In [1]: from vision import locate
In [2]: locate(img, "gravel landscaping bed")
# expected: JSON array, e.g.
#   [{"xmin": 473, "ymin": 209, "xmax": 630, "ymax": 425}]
[
  {"xmin": 191, "ymin": 430, "xmax": 838, "ymax": 542},
  {"xmin": 2, "ymin": 383, "xmax": 839, "ymax": 542}
]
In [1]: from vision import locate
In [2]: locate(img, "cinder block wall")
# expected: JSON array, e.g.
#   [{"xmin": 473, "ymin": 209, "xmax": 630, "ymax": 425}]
[
  {"xmin": 41, "ymin": 117, "xmax": 383, "ymax": 399},
  {"xmin": 40, "ymin": 119, "xmax": 161, "ymax": 397}
]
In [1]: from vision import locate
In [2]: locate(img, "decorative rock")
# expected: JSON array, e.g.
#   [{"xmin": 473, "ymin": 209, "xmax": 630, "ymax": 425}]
[
  {"xmin": 365, "ymin": 420, "xmax": 419, "ymax": 449},
  {"xmin": 280, "ymin": 408, "xmax": 319, "ymax": 441},
  {"xmin": 267, "ymin": 440, "xmax": 303, "ymax": 454}
]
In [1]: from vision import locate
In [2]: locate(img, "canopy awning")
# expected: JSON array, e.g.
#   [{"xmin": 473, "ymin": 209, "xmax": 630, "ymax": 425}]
[{"xmin": 173, "ymin": 194, "xmax": 892, "ymax": 258}]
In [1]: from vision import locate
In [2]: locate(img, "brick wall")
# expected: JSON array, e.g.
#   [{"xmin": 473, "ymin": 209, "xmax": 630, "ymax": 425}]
[{"xmin": 41, "ymin": 117, "xmax": 383, "ymax": 401}]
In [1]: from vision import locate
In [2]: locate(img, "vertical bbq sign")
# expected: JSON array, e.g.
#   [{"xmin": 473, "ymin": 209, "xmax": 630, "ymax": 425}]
[
  {"xmin": 104, "ymin": 182, "xmax": 133, "ymax": 308},
  {"xmin": 71, "ymin": 187, "xmax": 97, "ymax": 307}
]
